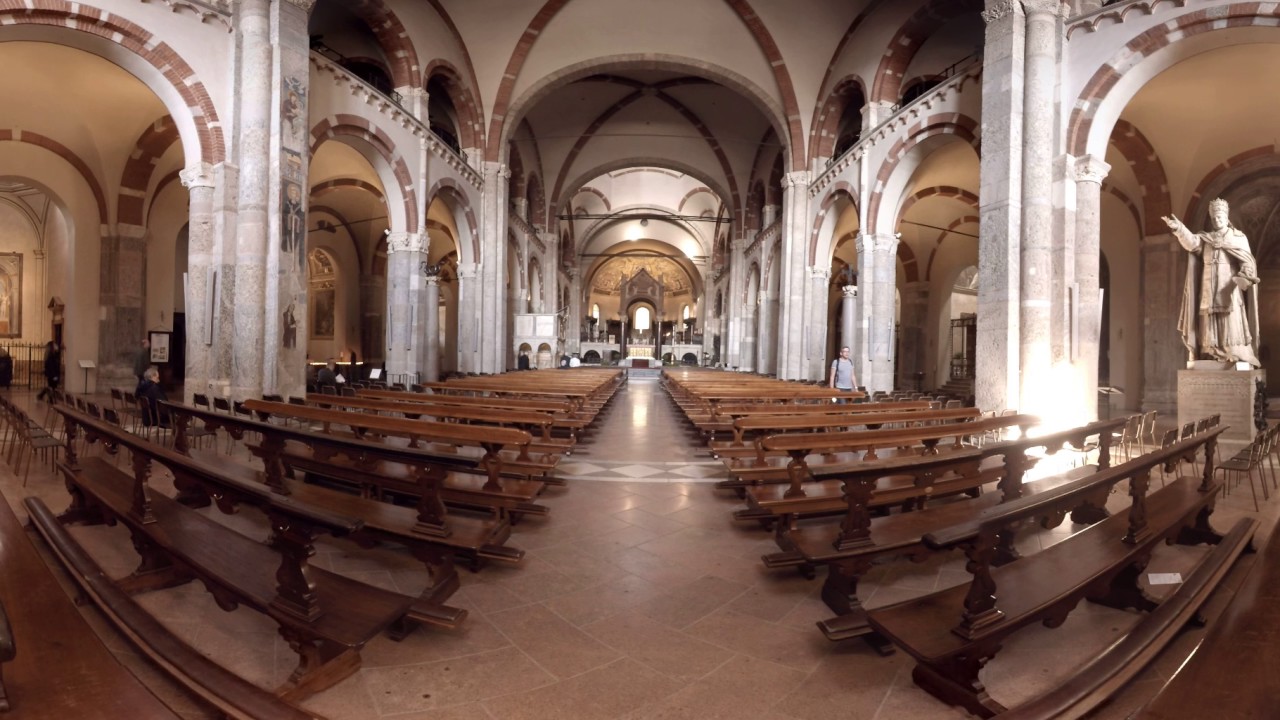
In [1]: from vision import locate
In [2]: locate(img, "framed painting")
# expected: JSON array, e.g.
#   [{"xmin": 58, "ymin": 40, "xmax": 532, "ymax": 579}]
[
  {"xmin": 149, "ymin": 331, "xmax": 171, "ymax": 363},
  {"xmin": 0, "ymin": 253, "xmax": 21, "ymax": 338},
  {"xmin": 311, "ymin": 288, "xmax": 335, "ymax": 339}
]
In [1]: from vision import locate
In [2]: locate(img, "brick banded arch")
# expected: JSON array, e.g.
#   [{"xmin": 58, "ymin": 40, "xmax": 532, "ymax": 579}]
[
  {"xmin": 345, "ymin": 0, "xmax": 421, "ymax": 90},
  {"xmin": 427, "ymin": 177, "xmax": 480, "ymax": 264},
  {"xmin": 807, "ymin": 0, "xmax": 883, "ymax": 162},
  {"xmin": 1184, "ymin": 145, "xmax": 1279, "ymax": 220},
  {"xmin": 810, "ymin": 76, "xmax": 868, "ymax": 162},
  {"xmin": 310, "ymin": 115, "xmax": 418, "ymax": 232},
  {"xmin": 721, "ymin": 0, "xmax": 805, "ymax": 170},
  {"xmin": 1101, "ymin": 183, "xmax": 1143, "ymax": 234},
  {"xmin": 1107, "ymin": 119, "xmax": 1171, "ymax": 236},
  {"xmin": 424, "ymin": 60, "xmax": 483, "ymax": 151},
  {"xmin": 0, "ymin": 130, "xmax": 108, "ymax": 225},
  {"xmin": 310, "ymin": 178, "xmax": 385, "ymax": 201},
  {"xmin": 809, "ymin": 182, "xmax": 858, "ymax": 265},
  {"xmin": 924, "ymin": 215, "xmax": 980, "ymax": 280},
  {"xmin": 0, "ymin": 2, "xmax": 223, "ymax": 166},
  {"xmin": 896, "ymin": 185, "xmax": 980, "ymax": 227},
  {"xmin": 1067, "ymin": 6, "xmax": 1280, "ymax": 158},
  {"xmin": 869, "ymin": 0, "xmax": 983, "ymax": 104},
  {"xmin": 118, "ymin": 116, "xmax": 179, "ymax": 227},
  {"xmin": 866, "ymin": 116, "xmax": 980, "ymax": 235}
]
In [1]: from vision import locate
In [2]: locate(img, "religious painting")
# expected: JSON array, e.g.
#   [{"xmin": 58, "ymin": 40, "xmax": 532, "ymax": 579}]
[
  {"xmin": 282, "ymin": 179, "xmax": 305, "ymax": 261},
  {"xmin": 0, "ymin": 254, "xmax": 22, "ymax": 338},
  {"xmin": 282, "ymin": 301, "xmax": 298, "ymax": 349},
  {"xmin": 281, "ymin": 77, "xmax": 307, "ymax": 146},
  {"xmin": 311, "ymin": 288, "xmax": 335, "ymax": 339}
]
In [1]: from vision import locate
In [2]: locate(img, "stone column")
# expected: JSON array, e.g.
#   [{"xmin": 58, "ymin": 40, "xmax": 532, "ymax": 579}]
[
  {"xmin": 423, "ymin": 271, "xmax": 440, "ymax": 382},
  {"xmin": 840, "ymin": 285, "xmax": 857, "ymax": 357},
  {"xmin": 807, "ymin": 268, "xmax": 832, "ymax": 379},
  {"xmin": 778, "ymin": 171, "xmax": 811, "ymax": 379},
  {"xmin": 1018, "ymin": 0, "xmax": 1062, "ymax": 414},
  {"xmin": 181, "ymin": 163, "xmax": 216, "ymax": 401},
  {"xmin": 739, "ymin": 284, "xmax": 757, "ymax": 372},
  {"xmin": 866, "ymin": 233, "xmax": 900, "ymax": 393},
  {"xmin": 1141, "ymin": 236, "xmax": 1182, "ymax": 412},
  {"xmin": 854, "ymin": 234, "xmax": 872, "ymax": 384},
  {"xmin": 1074, "ymin": 155, "xmax": 1110, "ymax": 420},
  {"xmin": 566, "ymin": 267, "xmax": 582, "ymax": 354},
  {"xmin": 897, "ymin": 281, "xmax": 930, "ymax": 391},
  {"xmin": 229, "ymin": 0, "xmax": 273, "ymax": 401},
  {"xmin": 756, "ymin": 290, "xmax": 775, "ymax": 375},
  {"xmin": 725, "ymin": 238, "xmax": 747, "ymax": 369},
  {"xmin": 385, "ymin": 232, "xmax": 428, "ymax": 381},
  {"xmin": 97, "ymin": 230, "xmax": 147, "ymax": 387},
  {"xmin": 976, "ymin": 0, "xmax": 1026, "ymax": 412},
  {"xmin": 456, "ymin": 262, "xmax": 479, "ymax": 372},
  {"xmin": 478, "ymin": 163, "xmax": 509, "ymax": 372}
]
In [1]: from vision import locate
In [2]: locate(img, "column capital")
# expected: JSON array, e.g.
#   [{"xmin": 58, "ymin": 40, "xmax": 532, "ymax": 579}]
[
  {"xmin": 457, "ymin": 262, "xmax": 479, "ymax": 280},
  {"xmin": 856, "ymin": 232, "xmax": 900, "ymax": 255},
  {"xmin": 386, "ymin": 232, "xmax": 426, "ymax": 254},
  {"xmin": 758, "ymin": 290, "xmax": 769, "ymax": 304},
  {"xmin": 180, "ymin": 163, "xmax": 215, "ymax": 189},
  {"xmin": 280, "ymin": 0, "xmax": 316, "ymax": 12},
  {"xmin": 1074, "ymin": 154, "xmax": 1111, "ymax": 185},
  {"xmin": 982, "ymin": 0, "xmax": 1022, "ymax": 24},
  {"xmin": 485, "ymin": 162, "xmax": 510, "ymax": 180},
  {"xmin": 782, "ymin": 170, "xmax": 811, "ymax": 189},
  {"xmin": 842, "ymin": 285, "xmax": 858, "ymax": 299},
  {"xmin": 809, "ymin": 266, "xmax": 831, "ymax": 281},
  {"xmin": 1020, "ymin": 0, "xmax": 1062, "ymax": 18}
]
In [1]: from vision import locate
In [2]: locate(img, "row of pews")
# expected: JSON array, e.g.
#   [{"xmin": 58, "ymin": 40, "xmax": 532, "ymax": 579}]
[
  {"xmin": 661, "ymin": 369, "xmax": 1260, "ymax": 718},
  {"xmin": 7, "ymin": 369, "xmax": 621, "ymax": 716}
]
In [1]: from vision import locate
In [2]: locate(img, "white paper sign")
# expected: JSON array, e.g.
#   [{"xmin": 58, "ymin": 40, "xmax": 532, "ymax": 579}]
[{"xmin": 1147, "ymin": 573, "xmax": 1183, "ymax": 585}]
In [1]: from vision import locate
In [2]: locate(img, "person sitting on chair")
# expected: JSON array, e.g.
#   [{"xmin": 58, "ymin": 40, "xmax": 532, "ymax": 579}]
[{"xmin": 137, "ymin": 366, "xmax": 168, "ymax": 427}]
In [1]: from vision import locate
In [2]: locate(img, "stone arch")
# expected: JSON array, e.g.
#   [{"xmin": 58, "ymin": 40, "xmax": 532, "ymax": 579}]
[
  {"xmin": 1069, "ymin": 7, "xmax": 1280, "ymax": 159},
  {"xmin": 310, "ymin": 178, "xmax": 384, "ymax": 202},
  {"xmin": 1106, "ymin": 119, "xmax": 1172, "ymax": 236},
  {"xmin": 895, "ymin": 186, "xmax": 980, "ymax": 228},
  {"xmin": 423, "ymin": 59, "xmax": 483, "ymax": 151},
  {"xmin": 309, "ymin": 115, "xmax": 417, "ymax": 232},
  {"xmin": 0, "ymin": 131, "xmax": 107, "ymax": 226},
  {"xmin": 866, "ymin": 118, "xmax": 980, "ymax": 235},
  {"xmin": 924, "ymin": 215, "xmax": 981, "ymax": 280},
  {"xmin": 341, "ymin": 0, "xmax": 421, "ymax": 89},
  {"xmin": 868, "ymin": 0, "xmax": 983, "ymax": 104},
  {"xmin": 0, "ymin": 3, "xmax": 223, "ymax": 165},
  {"xmin": 809, "ymin": 182, "xmax": 858, "ymax": 266},
  {"xmin": 810, "ymin": 75, "xmax": 868, "ymax": 162},
  {"xmin": 495, "ymin": 53, "xmax": 792, "ymax": 174},
  {"xmin": 117, "ymin": 116, "xmax": 180, "ymax": 228},
  {"xmin": 1184, "ymin": 146, "xmax": 1280, "ymax": 222},
  {"xmin": 427, "ymin": 177, "xmax": 480, "ymax": 265}
]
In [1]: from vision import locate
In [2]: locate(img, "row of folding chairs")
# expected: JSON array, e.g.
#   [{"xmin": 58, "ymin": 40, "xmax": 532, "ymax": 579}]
[
  {"xmin": 0, "ymin": 394, "xmax": 61, "ymax": 485},
  {"xmin": 1214, "ymin": 421, "xmax": 1279, "ymax": 512}
]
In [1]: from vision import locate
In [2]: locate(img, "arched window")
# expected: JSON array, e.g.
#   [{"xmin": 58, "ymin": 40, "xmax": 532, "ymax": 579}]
[
  {"xmin": 634, "ymin": 307, "xmax": 651, "ymax": 330},
  {"xmin": 682, "ymin": 305, "xmax": 690, "ymax": 320},
  {"xmin": 592, "ymin": 303, "xmax": 600, "ymax": 320}
]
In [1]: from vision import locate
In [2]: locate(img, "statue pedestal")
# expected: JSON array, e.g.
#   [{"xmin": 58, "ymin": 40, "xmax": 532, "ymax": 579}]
[{"xmin": 1177, "ymin": 368, "xmax": 1264, "ymax": 456}]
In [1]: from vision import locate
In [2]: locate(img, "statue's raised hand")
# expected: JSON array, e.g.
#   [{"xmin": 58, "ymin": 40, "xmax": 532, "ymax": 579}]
[{"xmin": 1161, "ymin": 215, "xmax": 1182, "ymax": 232}]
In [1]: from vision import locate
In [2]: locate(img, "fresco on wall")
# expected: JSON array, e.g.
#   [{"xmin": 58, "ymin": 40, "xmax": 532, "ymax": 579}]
[
  {"xmin": 311, "ymin": 289, "xmax": 334, "ymax": 339},
  {"xmin": 0, "ymin": 253, "xmax": 21, "ymax": 338},
  {"xmin": 591, "ymin": 256, "xmax": 690, "ymax": 293},
  {"xmin": 282, "ymin": 302, "xmax": 297, "ymax": 349}
]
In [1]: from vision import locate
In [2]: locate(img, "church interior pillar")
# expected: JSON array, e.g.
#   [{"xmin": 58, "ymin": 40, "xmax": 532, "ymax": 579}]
[
  {"xmin": 384, "ymin": 233, "xmax": 427, "ymax": 381},
  {"xmin": 479, "ymin": 163, "xmax": 509, "ymax": 372},
  {"xmin": 1074, "ymin": 155, "xmax": 1110, "ymax": 420},
  {"xmin": 867, "ymin": 233, "xmax": 900, "ymax": 393},
  {"xmin": 1141, "ymin": 236, "xmax": 1182, "ymax": 412},
  {"xmin": 423, "ymin": 272, "xmax": 440, "ymax": 382},
  {"xmin": 898, "ymin": 281, "xmax": 930, "ymax": 392},
  {"xmin": 779, "ymin": 171, "xmax": 810, "ymax": 379}
]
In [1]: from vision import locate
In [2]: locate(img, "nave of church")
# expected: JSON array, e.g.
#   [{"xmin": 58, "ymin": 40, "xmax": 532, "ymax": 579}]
[{"xmin": 0, "ymin": 375, "xmax": 1270, "ymax": 719}]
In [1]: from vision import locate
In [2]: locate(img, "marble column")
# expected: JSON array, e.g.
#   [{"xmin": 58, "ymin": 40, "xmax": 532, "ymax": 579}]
[
  {"xmin": 456, "ymin": 262, "xmax": 479, "ymax": 372},
  {"xmin": 385, "ymin": 232, "xmax": 428, "ymax": 381},
  {"xmin": 1018, "ymin": 0, "xmax": 1061, "ymax": 413},
  {"xmin": 1141, "ymin": 236, "xmax": 1182, "ymax": 412},
  {"xmin": 778, "ymin": 171, "xmax": 811, "ymax": 379},
  {"xmin": 866, "ymin": 233, "xmax": 900, "ymax": 393},
  {"xmin": 1074, "ymin": 155, "xmax": 1110, "ymax": 420},
  {"xmin": 566, "ymin": 267, "xmax": 582, "ymax": 354},
  {"xmin": 229, "ymin": 0, "xmax": 272, "ymax": 401},
  {"xmin": 897, "ymin": 281, "xmax": 930, "ymax": 392},
  {"xmin": 180, "ymin": 164, "xmax": 218, "ymax": 401},
  {"xmin": 840, "ymin": 285, "xmax": 856, "ymax": 358},
  {"xmin": 756, "ymin": 290, "xmax": 776, "ymax": 375},
  {"xmin": 739, "ymin": 285, "xmax": 757, "ymax": 372},
  {"xmin": 97, "ymin": 231, "xmax": 147, "ymax": 388},
  {"xmin": 725, "ymin": 238, "xmax": 747, "ymax": 369},
  {"xmin": 976, "ymin": 0, "xmax": 1026, "ymax": 412},
  {"xmin": 807, "ymin": 268, "xmax": 832, "ymax": 380},
  {"xmin": 424, "ymin": 272, "xmax": 440, "ymax": 382},
  {"xmin": 478, "ymin": 163, "xmax": 509, "ymax": 373},
  {"xmin": 854, "ymin": 234, "xmax": 872, "ymax": 384}
]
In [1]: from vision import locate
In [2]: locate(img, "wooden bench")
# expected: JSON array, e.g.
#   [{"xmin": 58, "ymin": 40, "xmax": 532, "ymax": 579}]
[
  {"xmin": 865, "ymin": 425, "xmax": 1249, "ymax": 717},
  {"xmin": 24, "ymin": 497, "xmax": 321, "ymax": 719},
  {"xmin": 686, "ymin": 400, "xmax": 936, "ymax": 441},
  {"xmin": 355, "ymin": 388, "xmax": 593, "ymax": 438},
  {"xmin": 714, "ymin": 407, "xmax": 983, "ymax": 461},
  {"xmin": 54, "ymin": 404, "xmax": 449, "ymax": 702}
]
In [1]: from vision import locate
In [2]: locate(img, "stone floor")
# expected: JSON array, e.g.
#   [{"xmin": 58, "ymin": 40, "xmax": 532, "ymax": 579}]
[{"xmin": 1, "ymin": 379, "xmax": 1273, "ymax": 719}]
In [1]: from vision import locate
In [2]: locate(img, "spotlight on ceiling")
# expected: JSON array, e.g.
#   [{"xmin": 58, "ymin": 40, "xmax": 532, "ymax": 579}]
[{"xmin": 639, "ymin": 218, "xmax": 649, "ymax": 227}]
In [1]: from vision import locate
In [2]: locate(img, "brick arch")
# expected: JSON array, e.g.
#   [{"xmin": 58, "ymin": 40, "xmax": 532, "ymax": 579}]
[
  {"xmin": 1107, "ymin": 119, "xmax": 1171, "ymax": 236},
  {"xmin": 807, "ymin": 0, "xmax": 881, "ymax": 163},
  {"xmin": 869, "ymin": 0, "xmax": 983, "ymax": 104},
  {"xmin": 310, "ymin": 116, "xmax": 418, "ymax": 232},
  {"xmin": 898, "ymin": 240, "xmax": 920, "ymax": 283},
  {"xmin": 344, "ymin": 0, "xmax": 421, "ymax": 89},
  {"xmin": 721, "ymin": 0, "xmax": 805, "ymax": 170},
  {"xmin": 573, "ymin": 186, "xmax": 611, "ymax": 212},
  {"xmin": 896, "ymin": 185, "xmax": 980, "ymax": 228},
  {"xmin": 810, "ymin": 75, "xmax": 867, "ymax": 162},
  {"xmin": 1101, "ymin": 183, "xmax": 1143, "ymax": 234},
  {"xmin": 117, "ymin": 116, "xmax": 179, "ymax": 227},
  {"xmin": 865, "ymin": 117, "xmax": 980, "ymax": 235},
  {"xmin": 0, "ymin": 2, "xmax": 223, "ymax": 165},
  {"xmin": 809, "ymin": 182, "xmax": 858, "ymax": 265},
  {"xmin": 1184, "ymin": 146, "xmax": 1280, "ymax": 221},
  {"xmin": 423, "ymin": 59, "xmax": 483, "ymax": 151},
  {"xmin": 0, "ymin": 130, "xmax": 107, "ymax": 225},
  {"xmin": 310, "ymin": 178, "xmax": 384, "ymax": 201},
  {"xmin": 924, "ymin": 215, "xmax": 979, "ymax": 280},
  {"xmin": 1067, "ymin": 6, "xmax": 1280, "ymax": 158},
  {"xmin": 678, "ymin": 187, "xmax": 716, "ymax": 214},
  {"xmin": 427, "ymin": 177, "xmax": 480, "ymax": 264},
  {"xmin": 527, "ymin": 173, "xmax": 547, "ymax": 227}
]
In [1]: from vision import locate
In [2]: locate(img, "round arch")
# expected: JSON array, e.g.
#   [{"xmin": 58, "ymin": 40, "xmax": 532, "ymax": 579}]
[
  {"xmin": 426, "ymin": 178, "xmax": 480, "ymax": 266},
  {"xmin": 557, "ymin": 157, "xmax": 736, "ymax": 225},
  {"xmin": 310, "ymin": 120, "xmax": 416, "ymax": 233},
  {"xmin": 868, "ymin": 124, "xmax": 980, "ymax": 236}
]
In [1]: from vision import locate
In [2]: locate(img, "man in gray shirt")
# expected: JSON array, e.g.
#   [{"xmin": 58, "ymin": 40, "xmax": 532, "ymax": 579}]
[{"xmin": 829, "ymin": 346, "xmax": 856, "ymax": 395}]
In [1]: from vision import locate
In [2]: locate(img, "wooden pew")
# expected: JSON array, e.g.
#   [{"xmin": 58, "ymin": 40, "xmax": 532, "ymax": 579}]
[
  {"xmin": 687, "ymin": 400, "xmax": 935, "ymax": 442},
  {"xmin": 52, "ymin": 403, "xmax": 437, "ymax": 702},
  {"xmin": 713, "ymin": 406, "xmax": 982, "ymax": 459},
  {"xmin": 356, "ymin": 388, "xmax": 593, "ymax": 436},
  {"xmin": 24, "ymin": 498, "xmax": 321, "ymax": 719},
  {"xmin": 865, "ymin": 425, "xmax": 1251, "ymax": 718},
  {"xmin": 765, "ymin": 419, "xmax": 1121, "ymax": 648}
]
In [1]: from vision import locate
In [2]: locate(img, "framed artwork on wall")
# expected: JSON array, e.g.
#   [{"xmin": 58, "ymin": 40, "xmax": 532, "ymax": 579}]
[
  {"xmin": 149, "ymin": 331, "xmax": 171, "ymax": 363},
  {"xmin": 312, "ymin": 288, "xmax": 335, "ymax": 339},
  {"xmin": 0, "ymin": 253, "xmax": 22, "ymax": 338}
]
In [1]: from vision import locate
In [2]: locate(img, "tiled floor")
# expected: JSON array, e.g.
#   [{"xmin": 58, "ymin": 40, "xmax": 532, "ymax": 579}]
[{"xmin": 1, "ymin": 380, "xmax": 1273, "ymax": 719}]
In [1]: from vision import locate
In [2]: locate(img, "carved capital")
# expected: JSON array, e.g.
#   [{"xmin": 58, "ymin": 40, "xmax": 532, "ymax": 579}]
[
  {"xmin": 1020, "ymin": 0, "xmax": 1062, "ymax": 17},
  {"xmin": 809, "ymin": 267, "xmax": 831, "ymax": 281},
  {"xmin": 783, "ymin": 170, "xmax": 811, "ymax": 190},
  {"xmin": 982, "ymin": 0, "xmax": 1020, "ymax": 23},
  {"xmin": 179, "ymin": 163, "xmax": 215, "ymax": 189},
  {"xmin": 842, "ymin": 285, "xmax": 858, "ymax": 299},
  {"xmin": 280, "ymin": 0, "xmax": 316, "ymax": 12},
  {"xmin": 386, "ymin": 232, "xmax": 426, "ymax": 254},
  {"xmin": 456, "ymin": 262, "xmax": 479, "ymax": 280},
  {"xmin": 1074, "ymin": 154, "xmax": 1111, "ymax": 185}
]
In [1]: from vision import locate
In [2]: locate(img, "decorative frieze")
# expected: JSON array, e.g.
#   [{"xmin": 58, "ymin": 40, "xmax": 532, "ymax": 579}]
[
  {"xmin": 139, "ymin": 0, "xmax": 233, "ymax": 32},
  {"xmin": 982, "ymin": 0, "xmax": 1020, "ymax": 24}
]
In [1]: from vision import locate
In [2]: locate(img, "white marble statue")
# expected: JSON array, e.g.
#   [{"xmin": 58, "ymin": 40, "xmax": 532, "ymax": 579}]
[{"xmin": 1163, "ymin": 198, "xmax": 1261, "ymax": 368}]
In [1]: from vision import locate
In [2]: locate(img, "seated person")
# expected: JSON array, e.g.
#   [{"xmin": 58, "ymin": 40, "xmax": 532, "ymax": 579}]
[
  {"xmin": 136, "ymin": 366, "xmax": 169, "ymax": 427},
  {"xmin": 316, "ymin": 358, "xmax": 340, "ymax": 390}
]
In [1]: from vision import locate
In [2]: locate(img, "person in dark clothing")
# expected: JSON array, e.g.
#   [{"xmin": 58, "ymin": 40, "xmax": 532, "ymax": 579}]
[
  {"xmin": 36, "ymin": 341, "xmax": 59, "ymax": 401},
  {"xmin": 133, "ymin": 338, "xmax": 151, "ymax": 385},
  {"xmin": 517, "ymin": 351, "xmax": 531, "ymax": 370},
  {"xmin": 316, "ymin": 358, "xmax": 338, "ymax": 391},
  {"xmin": 136, "ymin": 366, "xmax": 168, "ymax": 427},
  {"xmin": 0, "ymin": 348, "xmax": 12, "ymax": 388}
]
